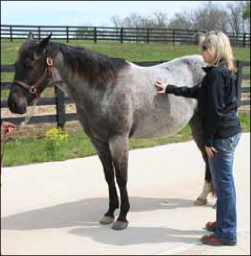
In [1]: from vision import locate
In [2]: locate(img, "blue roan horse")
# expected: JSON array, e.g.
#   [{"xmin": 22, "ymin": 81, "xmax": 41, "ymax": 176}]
[{"xmin": 8, "ymin": 34, "xmax": 213, "ymax": 230}]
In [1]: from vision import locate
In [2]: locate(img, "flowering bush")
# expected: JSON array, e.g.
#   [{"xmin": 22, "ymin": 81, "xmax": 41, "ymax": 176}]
[{"xmin": 45, "ymin": 127, "xmax": 69, "ymax": 157}]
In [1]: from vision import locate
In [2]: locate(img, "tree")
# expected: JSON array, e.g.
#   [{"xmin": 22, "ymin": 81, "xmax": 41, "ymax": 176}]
[
  {"xmin": 110, "ymin": 15, "xmax": 124, "ymax": 28},
  {"xmin": 152, "ymin": 11, "xmax": 169, "ymax": 28},
  {"xmin": 193, "ymin": 2, "xmax": 229, "ymax": 32},
  {"xmin": 110, "ymin": 11, "xmax": 168, "ymax": 29},
  {"xmin": 227, "ymin": 1, "xmax": 247, "ymax": 34},
  {"xmin": 243, "ymin": 1, "xmax": 250, "ymax": 20},
  {"xmin": 243, "ymin": 1, "xmax": 250, "ymax": 33},
  {"xmin": 168, "ymin": 2, "xmax": 229, "ymax": 32},
  {"xmin": 168, "ymin": 11, "xmax": 196, "ymax": 30}
]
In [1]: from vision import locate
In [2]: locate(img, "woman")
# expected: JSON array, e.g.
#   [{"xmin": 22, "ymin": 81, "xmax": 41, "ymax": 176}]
[{"xmin": 155, "ymin": 31, "xmax": 241, "ymax": 246}]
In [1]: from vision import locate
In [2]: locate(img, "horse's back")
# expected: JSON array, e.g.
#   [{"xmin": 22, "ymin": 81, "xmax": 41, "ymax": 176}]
[{"xmin": 120, "ymin": 55, "xmax": 206, "ymax": 139}]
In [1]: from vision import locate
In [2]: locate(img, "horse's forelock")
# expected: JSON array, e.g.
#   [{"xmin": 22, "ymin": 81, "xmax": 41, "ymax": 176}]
[{"xmin": 18, "ymin": 41, "xmax": 37, "ymax": 60}]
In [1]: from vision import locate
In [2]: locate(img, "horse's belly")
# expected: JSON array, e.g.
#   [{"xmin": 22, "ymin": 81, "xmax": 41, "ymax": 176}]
[{"xmin": 131, "ymin": 96, "xmax": 196, "ymax": 139}]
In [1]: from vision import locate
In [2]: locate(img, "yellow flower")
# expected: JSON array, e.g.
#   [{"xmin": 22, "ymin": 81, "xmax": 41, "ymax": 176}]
[{"xmin": 45, "ymin": 127, "xmax": 69, "ymax": 143}]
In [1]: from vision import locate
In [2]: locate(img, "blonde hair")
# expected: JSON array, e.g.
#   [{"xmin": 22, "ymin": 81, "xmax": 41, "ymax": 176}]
[{"xmin": 199, "ymin": 31, "xmax": 236, "ymax": 73}]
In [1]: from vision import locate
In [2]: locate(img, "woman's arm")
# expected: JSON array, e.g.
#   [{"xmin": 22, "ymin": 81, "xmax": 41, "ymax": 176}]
[{"xmin": 155, "ymin": 81, "xmax": 199, "ymax": 99}]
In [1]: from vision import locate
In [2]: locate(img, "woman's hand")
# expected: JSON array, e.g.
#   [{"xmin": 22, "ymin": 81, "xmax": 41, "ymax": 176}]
[
  {"xmin": 205, "ymin": 146, "xmax": 218, "ymax": 158},
  {"xmin": 154, "ymin": 81, "xmax": 168, "ymax": 94}
]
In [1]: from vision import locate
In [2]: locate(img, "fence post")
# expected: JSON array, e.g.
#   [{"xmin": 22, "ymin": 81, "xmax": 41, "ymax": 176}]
[
  {"xmin": 236, "ymin": 60, "xmax": 243, "ymax": 108},
  {"xmin": 147, "ymin": 28, "xmax": 150, "ymax": 44},
  {"xmin": 120, "ymin": 27, "xmax": 124, "ymax": 44},
  {"xmin": 172, "ymin": 29, "xmax": 175, "ymax": 45},
  {"xmin": 66, "ymin": 26, "xmax": 69, "ymax": 43},
  {"xmin": 243, "ymin": 33, "xmax": 246, "ymax": 47},
  {"xmin": 55, "ymin": 86, "xmax": 66, "ymax": 130},
  {"xmin": 38, "ymin": 26, "xmax": 41, "ymax": 40},
  {"xmin": 10, "ymin": 26, "xmax": 13, "ymax": 42},
  {"xmin": 195, "ymin": 30, "xmax": 199, "ymax": 45},
  {"xmin": 94, "ymin": 27, "xmax": 97, "ymax": 43}
]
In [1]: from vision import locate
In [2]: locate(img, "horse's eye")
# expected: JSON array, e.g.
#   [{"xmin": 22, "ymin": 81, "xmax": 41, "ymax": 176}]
[{"xmin": 23, "ymin": 58, "xmax": 35, "ymax": 68}]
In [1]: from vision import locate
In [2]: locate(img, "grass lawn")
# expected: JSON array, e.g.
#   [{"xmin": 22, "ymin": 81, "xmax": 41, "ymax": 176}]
[{"xmin": 2, "ymin": 113, "xmax": 250, "ymax": 167}]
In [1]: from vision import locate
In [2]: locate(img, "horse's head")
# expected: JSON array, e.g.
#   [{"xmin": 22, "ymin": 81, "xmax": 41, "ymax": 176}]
[{"xmin": 8, "ymin": 33, "xmax": 53, "ymax": 114}]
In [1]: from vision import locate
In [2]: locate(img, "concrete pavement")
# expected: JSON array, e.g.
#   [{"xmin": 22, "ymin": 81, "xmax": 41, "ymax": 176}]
[{"xmin": 1, "ymin": 133, "xmax": 250, "ymax": 255}]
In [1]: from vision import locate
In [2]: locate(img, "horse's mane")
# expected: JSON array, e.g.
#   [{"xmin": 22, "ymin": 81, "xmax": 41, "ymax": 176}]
[{"xmin": 50, "ymin": 42, "xmax": 129, "ymax": 86}]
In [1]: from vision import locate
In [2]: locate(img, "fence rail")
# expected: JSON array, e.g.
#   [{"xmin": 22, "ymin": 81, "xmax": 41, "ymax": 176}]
[
  {"xmin": 1, "ymin": 24, "xmax": 250, "ymax": 47},
  {"xmin": 1, "ymin": 60, "xmax": 250, "ymax": 128}
]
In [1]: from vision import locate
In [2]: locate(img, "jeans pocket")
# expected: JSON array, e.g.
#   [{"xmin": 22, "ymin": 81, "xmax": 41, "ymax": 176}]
[{"xmin": 214, "ymin": 134, "xmax": 241, "ymax": 152}]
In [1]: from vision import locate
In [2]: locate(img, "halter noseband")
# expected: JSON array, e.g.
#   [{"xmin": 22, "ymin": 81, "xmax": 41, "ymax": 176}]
[{"xmin": 14, "ymin": 57, "xmax": 56, "ymax": 97}]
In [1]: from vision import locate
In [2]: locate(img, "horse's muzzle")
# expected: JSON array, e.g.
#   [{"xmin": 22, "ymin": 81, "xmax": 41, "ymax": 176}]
[{"xmin": 8, "ymin": 93, "xmax": 28, "ymax": 114}]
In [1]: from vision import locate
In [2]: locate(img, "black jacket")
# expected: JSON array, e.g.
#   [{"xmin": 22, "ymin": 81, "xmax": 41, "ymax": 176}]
[{"xmin": 166, "ymin": 64, "xmax": 241, "ymax": 147}]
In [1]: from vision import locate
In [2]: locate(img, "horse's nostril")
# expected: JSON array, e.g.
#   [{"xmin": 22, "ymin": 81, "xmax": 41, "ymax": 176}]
[
  {"xmin": 8, "ymin": 100, "xmax": 17, "ymax": 113},
  {"xmin": 8, "ymin": 98, "xmax": 14, "ymax": 110},
  {"xmin": 8, "ymin": 96, "xmax": 27, "ymax": 114}
]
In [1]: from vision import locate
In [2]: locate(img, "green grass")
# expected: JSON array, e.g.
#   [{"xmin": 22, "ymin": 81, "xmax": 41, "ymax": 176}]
[{"xmin": 2, "ymin": 113, "xmax": 250, "ymax": 167}]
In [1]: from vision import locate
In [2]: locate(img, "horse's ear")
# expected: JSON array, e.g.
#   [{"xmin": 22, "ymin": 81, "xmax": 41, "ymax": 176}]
[
  {"xmin": 197, "ymin": 31, "xmax": 206, "ymax": 45},
  {"xmin": 28, "ymin": 32, "xmax": 35, "ymax": 41},
  {"xmin": 37, "ymin": 33, "xmax": 52, "ymax": 53}
]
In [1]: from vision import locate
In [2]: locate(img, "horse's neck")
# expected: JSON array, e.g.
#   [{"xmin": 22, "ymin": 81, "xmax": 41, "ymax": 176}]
[
  {"xmin": 53, "ymin": 51, "xmax": 105, "ymax": 120},
  {"xmin": 53, "ymin": 51, "xmax": 87, "ymax": 95}
]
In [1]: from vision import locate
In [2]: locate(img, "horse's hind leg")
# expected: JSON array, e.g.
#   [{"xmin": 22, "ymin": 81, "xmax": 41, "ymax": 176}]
[
  {"xmin": 109, "ymin": 135, "xmax": 130, "ymax": 230},
  {"xmin": 189, "ymin": 114, "xmax": 214, "ymax": 205},
  {"xmin": 90, "ymin": 138, "xmax": 119, "ymax": 225}
]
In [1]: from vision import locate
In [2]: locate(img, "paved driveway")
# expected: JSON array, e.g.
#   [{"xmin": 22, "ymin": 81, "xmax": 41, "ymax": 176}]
[{"xmin": 1, "ymin": 133, "xmax": 250, "ymax": 255}]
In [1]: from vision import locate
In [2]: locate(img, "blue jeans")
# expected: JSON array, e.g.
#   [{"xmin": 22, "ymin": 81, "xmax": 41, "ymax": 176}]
[{"xmin": 208, "ymin": 133, "xmax": 241, "ymax": 244}]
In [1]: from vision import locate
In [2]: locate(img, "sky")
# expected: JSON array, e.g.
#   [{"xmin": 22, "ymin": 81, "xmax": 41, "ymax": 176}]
[{"xmin": 1, "ymin": 1, "xmax": 232, "ymax": 26}]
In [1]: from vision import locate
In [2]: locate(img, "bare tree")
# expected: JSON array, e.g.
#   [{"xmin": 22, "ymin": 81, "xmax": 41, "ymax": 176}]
[
  {"xmin": 110, "ymin": 11, "xmax": 168, "ymax": 29},
  {"xmin": 227, "ymin": 1, "xmax": 247, "ymax": 34},
  {"xmin": 110, "ymin": 2, "xmax": 250, "ymax": 35},
  {"xmin": 110, "ymin": 15, "xmax": 124, "ymax": 28},
  {"xmin": 152, "ymin": 11, "xmax": 169, "ymax": 28},
  {"xmin": 168, "ymin": 2, "xmax": 229, "ymax": 32},
  {"xmin": 243, "ymin": 1, "xmax": 250, "ymax": 20},
  {"xmin": 193, "ymin": 2, "xmax": 229, "ymax": 32},
  {"xmin": 168, "ymin": 11, "xmax": 196, "ymax": 30},
  {"xmin": 243, "ymin": 1, "xmax": 250, "ymax": 32},
  {"xmin": 122, "ymin": 13, "xmax": 144, "ymax": 28}
]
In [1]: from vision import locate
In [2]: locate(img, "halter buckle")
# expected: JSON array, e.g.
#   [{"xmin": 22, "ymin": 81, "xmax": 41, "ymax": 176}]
[
  {"xmin": 47, "ymin": 58, "xmax": 53, "ymax": 66},
  {"xmin": 30, "ymin": 86, "xmax": 37, "ymax": 94}
]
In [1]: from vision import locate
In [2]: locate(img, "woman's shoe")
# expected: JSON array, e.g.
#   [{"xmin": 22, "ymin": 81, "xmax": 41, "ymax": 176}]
[
  {"xmin": 201, "ymin": 234, "xmax": 237, "ymax": 246},
  {"xmin": 205, "ymin": 221, "xmax": 217, "ymax": 232}
]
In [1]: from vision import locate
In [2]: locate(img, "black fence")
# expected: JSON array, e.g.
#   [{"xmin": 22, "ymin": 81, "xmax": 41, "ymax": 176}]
[
  {"xmin": 1, "ymin": 24, "xmax": 250, "ymax": 47},
  {"xmin": 1, "ymin": 60, "xmax": 250, "ymax": 128}
]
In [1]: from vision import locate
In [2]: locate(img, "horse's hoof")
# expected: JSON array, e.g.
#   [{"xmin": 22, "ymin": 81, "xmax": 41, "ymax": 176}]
[
  {"xmin": 99, "ymin": 216, "xmax": 115, "ymax": 225},
  {"xmin": 112, "ymin": 221, "xmax": 128, "ymax": 230},
  {"xmin": 194, "ymin": 198, "xmax": 207, "ymax": 206}
]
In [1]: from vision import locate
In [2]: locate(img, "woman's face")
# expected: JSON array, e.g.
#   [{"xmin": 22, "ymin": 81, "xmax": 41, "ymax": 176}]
[{"xmin": 201, "ymin": 48, "xmax": 215, "ymax": 64}]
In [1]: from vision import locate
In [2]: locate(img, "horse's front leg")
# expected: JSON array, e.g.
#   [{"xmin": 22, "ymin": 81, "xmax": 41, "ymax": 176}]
[
  {"xmin": 90, "ymin": 138, "xmax": 119, "ymax": 225},
  {"xmin": 109, "ymin": 135, "xmax": 130, "ymax": 230}
]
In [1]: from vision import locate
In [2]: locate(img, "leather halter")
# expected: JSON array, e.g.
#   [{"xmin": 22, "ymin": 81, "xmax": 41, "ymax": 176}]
[{"xmin": 14, "ymin": 57, "xmax": 57, "ymax": 97}]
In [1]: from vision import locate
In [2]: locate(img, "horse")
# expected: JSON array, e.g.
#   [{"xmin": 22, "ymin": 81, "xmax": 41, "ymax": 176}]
[{"xmin": 8, "ymin": 34, "xmax": 214, "ymax": 230}]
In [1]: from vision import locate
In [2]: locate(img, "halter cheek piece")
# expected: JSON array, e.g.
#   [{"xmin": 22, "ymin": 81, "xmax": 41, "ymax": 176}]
[{"xmin": 14, "ymin": 57, "xmax": 56, "ymax": 97}]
